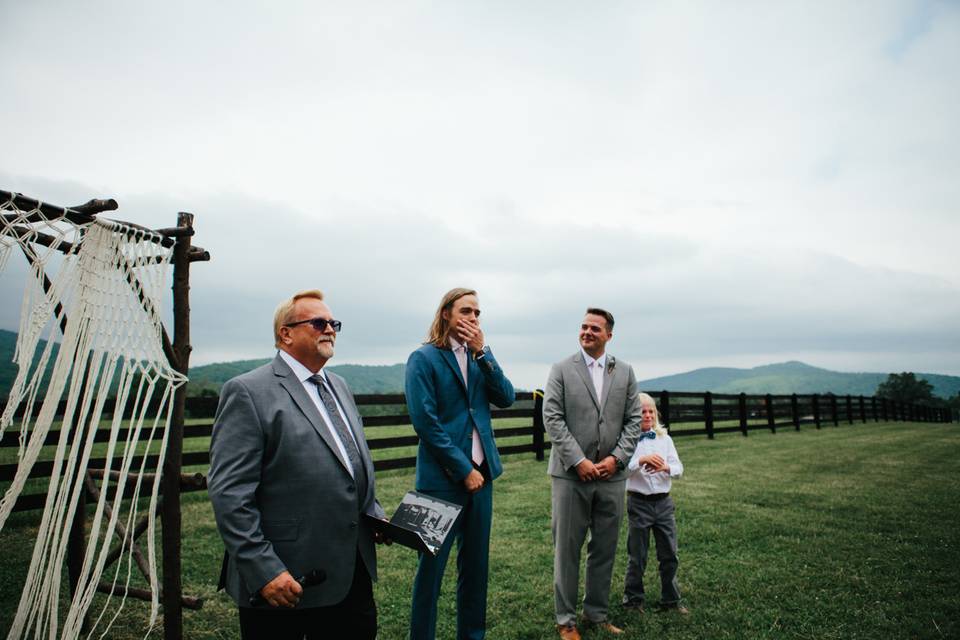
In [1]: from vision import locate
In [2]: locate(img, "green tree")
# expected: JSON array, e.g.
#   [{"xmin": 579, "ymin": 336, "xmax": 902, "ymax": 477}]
[
  {"xmin": 876, "ymin": 372, "xmax": 936, "ymax": 405},
  {"xmin": 947, "ymin": 394, "xmax": 960, "ymax": 420}
]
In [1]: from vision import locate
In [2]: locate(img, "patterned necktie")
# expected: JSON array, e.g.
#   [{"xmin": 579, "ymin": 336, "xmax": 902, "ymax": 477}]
[
  {"xmin": 310, "ymin": 374, "xmax": 368, "ymax": 501},
  {"xmin": 639, "ymin": 430, "xmax": 657, "ymax": 442}
]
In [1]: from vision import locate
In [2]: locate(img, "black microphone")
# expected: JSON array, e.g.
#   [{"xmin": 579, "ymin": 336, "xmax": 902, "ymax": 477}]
[{"xmin": 248, "ymin": 569, "xmax": 327, "ymax": 607}]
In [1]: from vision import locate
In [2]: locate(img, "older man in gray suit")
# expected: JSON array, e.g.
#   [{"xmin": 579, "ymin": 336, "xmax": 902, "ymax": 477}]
[
  {"xmin": 544, "ymin": 307, "xmax": 642, "ymax": 640},
  {"xmin": 209, "ymin": 289, "xmax": 386, "ymax": 640}
]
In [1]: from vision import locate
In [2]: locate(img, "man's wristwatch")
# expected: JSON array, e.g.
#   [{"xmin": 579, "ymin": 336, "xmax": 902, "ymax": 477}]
[
  {"xmin": 615, "ymin": 457, "xmax": 625, "ymax": 471},
  {"xmin": 474, "ymin": 346, "xmax": 489, "ymax": 360}
]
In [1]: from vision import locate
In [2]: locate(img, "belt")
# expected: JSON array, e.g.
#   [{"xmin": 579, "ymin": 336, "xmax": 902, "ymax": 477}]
[{"xmin": 629, "ymin": 491, "xmax": 669, "ymax": 502}]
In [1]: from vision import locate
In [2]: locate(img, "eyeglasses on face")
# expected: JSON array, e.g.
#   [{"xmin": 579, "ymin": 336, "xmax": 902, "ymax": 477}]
[{"xmin": 284, "ymin": 317, "xmax": 343, "ymax": 333}]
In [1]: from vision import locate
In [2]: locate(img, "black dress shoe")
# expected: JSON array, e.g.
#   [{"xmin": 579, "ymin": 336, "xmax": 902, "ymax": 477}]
[
  {"xmin": 621, "ymin": 600, "xmax": 645, "ymax": 613},
  {"xmin": 655, "ymin": 604, "xmax": 689, "ymax": 615}
]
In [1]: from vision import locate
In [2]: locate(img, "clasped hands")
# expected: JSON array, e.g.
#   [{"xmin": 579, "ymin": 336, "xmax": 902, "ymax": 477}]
[
  {"xmin": 638, "ymin": 453, "xmax": 669, "ymax": 474},
  {"xmin": 575, "ymin": 456, "xmax": 618, "ymax": 482}
]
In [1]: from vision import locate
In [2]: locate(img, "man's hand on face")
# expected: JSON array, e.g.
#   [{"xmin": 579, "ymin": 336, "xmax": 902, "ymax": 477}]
[
  {"xmin": 464, "ymin": 468, "xmax": 485, "ymax": 493},
  {"xmin": 575, "ymin": 459, "xmax": 601, "ymax": 482},
  {"xmin": 456, "ymin": 318, "xmax": 485, "ymax": 354},
  {"xmin": 595, "ymin": 455, "xmax": 618, "ymax": 479},
  {"xmin": 261, "ymin": 570, "xmax": 303, "ymax": 608}
]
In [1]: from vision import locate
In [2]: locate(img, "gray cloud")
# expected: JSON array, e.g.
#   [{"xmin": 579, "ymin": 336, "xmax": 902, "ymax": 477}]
[{"xmin": 2, "ymin": 2, "xmax": 959, "ymax": 389}]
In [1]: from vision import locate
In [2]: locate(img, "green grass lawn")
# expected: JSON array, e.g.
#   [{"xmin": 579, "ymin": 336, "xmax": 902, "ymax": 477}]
[{"xmin": 2, "ymin": 421, "xmax": 958, "ymax": 639}]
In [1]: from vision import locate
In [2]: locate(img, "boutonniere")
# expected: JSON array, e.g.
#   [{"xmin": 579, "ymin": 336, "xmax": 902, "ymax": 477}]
[{"xmin": 606, "ymin": 360, "xmax": 616, "ymax": 375}]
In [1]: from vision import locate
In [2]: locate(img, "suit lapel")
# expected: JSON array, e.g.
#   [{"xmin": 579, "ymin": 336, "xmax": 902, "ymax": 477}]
[
  {"xmin": 440, "ymin": 348, "xmax": 468, "ymax": 394},
  {"xmin": 600, "ymin": 355, "xmax": 616, "ymax": 410},
  {"xmin": 573, "ymin": 352, "xmax": 601, "ymax": 410},
  {"xmin": 273, "ymin": 357, "xmax": 352, "ymax": 475}
]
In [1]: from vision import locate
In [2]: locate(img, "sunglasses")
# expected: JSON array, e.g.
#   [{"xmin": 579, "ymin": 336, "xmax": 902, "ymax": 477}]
[{"xmin": 284, "ymin": 317, "xmax": 343, "ymax": 333}]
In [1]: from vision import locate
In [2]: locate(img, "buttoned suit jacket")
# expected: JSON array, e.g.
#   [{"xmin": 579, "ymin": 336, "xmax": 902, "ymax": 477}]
[
  {"xmin": 405, "ymin": 345, "xmax": 515, "ymax": 492},
  {"xmin": 208, "ymin": 354, "xmax": 384, "ymax": 609},
  {"xmin": 543, "ymin": 351, "xmax": 643, "ymax": 480}
]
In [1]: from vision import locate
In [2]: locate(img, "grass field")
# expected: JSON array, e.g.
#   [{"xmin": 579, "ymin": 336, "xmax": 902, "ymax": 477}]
[{"xmin": 2, "ymin": 421, "xmax": 958, "ymax": 639}]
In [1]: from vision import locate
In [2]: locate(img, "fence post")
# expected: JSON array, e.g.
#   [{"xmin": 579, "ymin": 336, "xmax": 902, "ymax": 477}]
[
  {"xmin": 766, "ymin": 394, "xmax": 776, "ymax": 433},
  {"xmin": 161, "ymin": 211, "xmax": 197, "ymax": 640},
  {"xmin": 881, "ymin": 398, "xmax": 889, "ymax": 422},
  {"xmin": 813, "ymin": 394, "xmax": 821, "ymax": 429},
  {"xmin": 830, "ymin": 395, "xmax": 839, "ymax": 426},
  {"xmin": 532, "ymin": 390, "xmax": 545, "ymax": 462},
  {"xmin": 846, "ymin": 395, "xmax": 854, "ymax": 425},
  {"xmin": 704, "ymin": 392, "xmax": 715, "ymax": 440},
  {"xmin": 661, "ymin": 390, "xmax": 671, "ymax": 432},
  {"xmin": 871, "ymin": 396, "xmax": 878, "ymax": 422},
  {"xmin": 791, "ymin": 394, "xmax": 800, "ymax": 431},
  {"xmin": 739, "ymin": 393, "xmax": 748, "ymax": 437}
]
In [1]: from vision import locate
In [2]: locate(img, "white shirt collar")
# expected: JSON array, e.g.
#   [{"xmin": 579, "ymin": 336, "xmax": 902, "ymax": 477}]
[
  {"xmin": 449, "ymin": 337, "xmax": 467, "ymax": 352},
  {"xmin": 580, "ymin": 348, "xmax": 606, "ymax": 370},
  {"xmin": 278, "ymin": 349, "xmax": 326, "ymax": 383}
]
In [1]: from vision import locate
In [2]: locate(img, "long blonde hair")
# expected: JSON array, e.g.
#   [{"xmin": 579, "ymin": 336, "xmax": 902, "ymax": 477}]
[
  {"xmin": 638, "ymin": 392, "xmax": 668, "ymax": 437},
  {"xmin": 425, "ymin": 287, "xmax": 477, "ymax": 348}
]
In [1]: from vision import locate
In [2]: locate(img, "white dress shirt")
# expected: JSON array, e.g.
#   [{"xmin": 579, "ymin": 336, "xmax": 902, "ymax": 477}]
[
  {"xmin": 279, "ymin": 349, "xmax": 358, "ymax": 477},
  {"xmin": 572, "ymin": 349, "xmax": 607, "ymax": 468},
  {"xmin": 626, "ymin": 429, "xmax": 683, "ymax": 495},
  {"xmin": 449, "ymin": 338, "xmax": 485, "ymax": 465},
  {"xmin": 580, "ymin": 348, "xmax": 606, "ymax": 401}
]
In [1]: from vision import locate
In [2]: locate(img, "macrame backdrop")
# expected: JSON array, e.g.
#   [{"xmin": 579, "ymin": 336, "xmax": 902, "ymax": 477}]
[{"xmin": 0, "ymin": 195, "xmax": 186, "ymax": 639}]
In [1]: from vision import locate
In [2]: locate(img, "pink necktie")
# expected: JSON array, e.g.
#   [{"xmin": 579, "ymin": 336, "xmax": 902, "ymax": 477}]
[{"xmin": 457, "ymin": 345, "xmax": 485, "ymax": 465}]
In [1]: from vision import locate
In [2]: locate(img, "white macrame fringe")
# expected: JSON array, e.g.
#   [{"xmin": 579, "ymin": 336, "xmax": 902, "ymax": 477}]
[{"xmin": 0, "ymin": 198, "xmax": 186, "ymax": 640}]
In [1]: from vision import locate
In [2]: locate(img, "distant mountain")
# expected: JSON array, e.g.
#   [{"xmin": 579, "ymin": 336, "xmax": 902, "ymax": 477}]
[
  {"xmin": 4, "ymin": 329, "xmax": 958, "ymax": 400},
  {"xmin": 188, "ymin": 359, "xmax": 406, "ymax": 395},
  {"xmin": 0, "ymin": 330, "xmax": 406, "ymax": 398},
  {"xmin": 636, "ymin": 361, "xmax": 960, "ymax": 398}
]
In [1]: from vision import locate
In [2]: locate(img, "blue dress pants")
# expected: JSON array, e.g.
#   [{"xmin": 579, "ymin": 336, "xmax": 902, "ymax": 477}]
[{"xmin": 410, "ymin": 481, "xmax": 493, "ymax": 640}]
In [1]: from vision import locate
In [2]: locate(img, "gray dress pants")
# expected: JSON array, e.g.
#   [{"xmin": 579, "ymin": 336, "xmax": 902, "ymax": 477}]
[
  {"xmin": 552, "ymin": 477, "xmax": 625, "ymax": 626},
  {"xmin": 622, "ymin": 493, "xmax": 681, "ymax": 606}
]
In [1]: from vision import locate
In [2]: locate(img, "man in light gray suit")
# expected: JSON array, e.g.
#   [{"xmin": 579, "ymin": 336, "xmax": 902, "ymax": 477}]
[
  {"xmin": 209, "ymin": 289, "xmax": 386, "ymax": 640},
  {"xmin": 544, "ymin": 307, "xmax": 642, "ymax": 640}
]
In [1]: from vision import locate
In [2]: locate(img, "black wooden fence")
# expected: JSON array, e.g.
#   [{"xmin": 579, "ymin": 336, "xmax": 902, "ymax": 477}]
[{"xmin": 1, "ymin": 391, "xmax": 954, "ymax": 513}]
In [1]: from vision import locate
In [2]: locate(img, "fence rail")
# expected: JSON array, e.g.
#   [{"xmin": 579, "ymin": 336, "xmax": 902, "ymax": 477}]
[{"xmin": 1, "ymin": 390, "xmax": 954, "ymax": 512}]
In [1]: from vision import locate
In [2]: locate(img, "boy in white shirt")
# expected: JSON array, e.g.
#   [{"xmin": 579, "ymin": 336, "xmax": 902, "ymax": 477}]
[{"xmin": 622, "ymin": 392, "xmax": 688, "ymax": 614}]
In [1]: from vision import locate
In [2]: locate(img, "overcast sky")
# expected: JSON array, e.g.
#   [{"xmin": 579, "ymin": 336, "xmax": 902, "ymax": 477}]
[{"xmin": 2, "ymin": 1, "xmax": 958, "ymax": 389}]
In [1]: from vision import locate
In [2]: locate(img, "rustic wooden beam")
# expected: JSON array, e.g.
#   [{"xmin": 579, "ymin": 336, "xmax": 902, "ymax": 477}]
[{"xmin": 94, "ymin": 581, "xmax": 202, "ymax": 611}]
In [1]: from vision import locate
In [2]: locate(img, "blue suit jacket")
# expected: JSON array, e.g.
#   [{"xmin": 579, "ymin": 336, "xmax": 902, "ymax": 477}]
[{"xmin": 405, "ymin": 344, "xmax": 515, "ymax": 491}]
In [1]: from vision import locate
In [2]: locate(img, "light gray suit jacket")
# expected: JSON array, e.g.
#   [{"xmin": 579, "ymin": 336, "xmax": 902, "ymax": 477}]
[
  {"xmin": 543, "ymin": 351, "xmax": 642, "ymax": 481},
  {"xmin": 208, "ymin": 354, "xmax": 384, "ymax": 608}
]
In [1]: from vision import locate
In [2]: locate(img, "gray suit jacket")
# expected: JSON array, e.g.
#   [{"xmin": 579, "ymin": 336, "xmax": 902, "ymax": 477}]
[
  {"xmin": 543, "ymin": 351, "xmax": 642, "ymax": 480},
  {"xmin": 208, "ymin": 354, "xmax": 384, "ymax": 608}
]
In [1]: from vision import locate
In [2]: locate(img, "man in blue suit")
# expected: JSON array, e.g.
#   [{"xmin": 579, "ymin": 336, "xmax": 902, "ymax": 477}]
[{"xmin": 405, "ymin": 287, "xmax": 516, "ymax": 640}]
